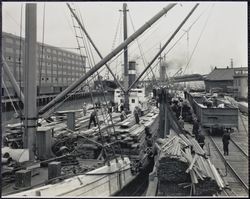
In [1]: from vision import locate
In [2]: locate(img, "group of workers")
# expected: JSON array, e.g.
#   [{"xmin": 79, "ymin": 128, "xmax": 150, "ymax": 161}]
[
  {"xmin": 83, "ymin": 100, "xmax": 143, "ymax": 129},
  {"xmin": 83, "ymin": 88, "xmax": 231, "ymax": 156},
  {"xmin": 202, "ymin": 94, "xmax": 218, "ymax": 108}
]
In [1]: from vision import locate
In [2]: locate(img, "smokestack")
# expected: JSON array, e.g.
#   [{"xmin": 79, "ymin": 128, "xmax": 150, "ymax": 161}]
[
  {"xmin": 230, "ymin": 58, "xmax": 233, "ymax": 68},
  {"xmin": 128, "ymin": 61, "xmax": 136, "ymax": 87},
  {"xmin": 159, "ymin": 61, "xmax": 167, "ymax": 82}
]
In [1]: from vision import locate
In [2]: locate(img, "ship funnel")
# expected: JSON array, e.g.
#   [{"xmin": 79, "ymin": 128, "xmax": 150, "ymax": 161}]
[
  {"xmin": 159, "ymin": 61, "xmax": 168, "ymax": 82},
  {"xmin": 128, "ymin": 61, "xmax": 136, "ymax": 87}
]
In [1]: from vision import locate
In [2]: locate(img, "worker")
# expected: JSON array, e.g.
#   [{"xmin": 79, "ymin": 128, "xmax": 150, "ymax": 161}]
[
  {"xmin": 88, "ymin": 110, "xmax": 97, "ymax": 129},
  {"xmin": 115, "ymin": 103, "xmax": 119, "ymax": 112},
  {"xmin": 192, "ymin": 118, "xmax": 200, "ymax": 140},
  {"xmin": 82, "ymin": 103, "xmax": 87, "ymax": 116},
  {"xmin": 134, "ymin": 106, "xmax": 140, "ymax": 124},
  {"xmin": 156, "ymin": 96, "xmax": 159, "ymax": 108},
  {"xmin": 138, "ymin": 101, "xmax": 142, "ymax": 116},
  {"xmin": 120, "ymin": 102, "xmax": 124, "ymax": 112},
  {"xmin": 120, "ymin": 110, "xmax": 127, "ymax": 121},
  {"xmin": 178, "ymin": 116, "xmax": 184, "ymax": 130},
  {"xmin": 212, "ymin": 96, "xmax": 218, "ymax": 107},
  {"xmin": 184, "ymin": 87, "xmax": 187, "ymax": 99},
  {"xmin": 202, "ymin": 96, "xmax": 210, "ymax": 107},
  {"xmin": 222, "ymin": 129, "xmax": 231, "ymax": 155},
  {"xmin": 108, "ymin": 101, "xmax": 112, "ymax": 113},
  {"xmin": 197, "ymin": 133, "xmax": 205, "ymax": 149}
]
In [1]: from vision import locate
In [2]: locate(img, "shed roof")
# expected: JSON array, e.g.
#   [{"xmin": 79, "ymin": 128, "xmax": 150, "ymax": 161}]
[{"xmin": 205, "ymin": 67, "xmax": 235, "ymax": 81}]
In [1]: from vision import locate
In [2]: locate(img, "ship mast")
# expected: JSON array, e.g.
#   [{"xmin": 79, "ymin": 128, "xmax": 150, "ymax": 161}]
[
  {"xmin": 23, "ymin": 3, "xmax": 37, "ymax": 160},
  {"xmin": 39, "ymin": 3, "xmax": 176, "ymax": 115},
  {"xmin": 122, "ymin": 3, "xmax": 130, "ymax": 112}
]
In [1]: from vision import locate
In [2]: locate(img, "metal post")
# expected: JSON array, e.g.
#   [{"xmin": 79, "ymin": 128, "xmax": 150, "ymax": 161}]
[
  {"xmin": 2, "ymin": 56, "xmax": 24, "ymax": 103},
  {"xmin": 39, "ymin": 3, "xmax": 176, "ymax": 115},
  {"xmin": 158, "ymin": 88, "xmax": 165, "ymax": 138},
  {"xmin": 122, "ymin": 3, "xmax": 130, "ymax": 112},
  {"xmin": 164, "ymin": 90, "xmax": 170, "ymax": 136},
  {"xmin": 23, "ymin": 3, "xmax": 37, "ymax": 160},
  {"xmin": 127, "ymin": 3, "xmax": 199, "ymax": 91}
]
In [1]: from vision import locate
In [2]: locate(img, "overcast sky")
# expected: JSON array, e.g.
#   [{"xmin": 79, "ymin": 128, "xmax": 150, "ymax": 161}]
[{"xmin": 2, "ymin": 1, "xmax": 248, "ymax": 79}]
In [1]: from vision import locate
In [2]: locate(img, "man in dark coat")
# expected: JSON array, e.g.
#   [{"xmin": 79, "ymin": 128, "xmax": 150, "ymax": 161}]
[
  {"xmin": 197, "ymin": 134, "xmax": 205, "ymax": 149},
  {"xmin": 222, "ymin": 129, "xmax": 231, "ymax": 155},
  {"xmin": 134, "ymin": 106, "xmax": 140, "ymax": 124},
  {"xmin": 88, "ymin": 110, "xmax": 97, "ymax": 129},
  {"xmin": 192, "ymin": 118, "xmax": 200, "ymax": 140}
]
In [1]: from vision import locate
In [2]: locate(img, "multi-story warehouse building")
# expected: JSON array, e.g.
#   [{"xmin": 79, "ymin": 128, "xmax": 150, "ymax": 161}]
[{"xmin": 2, "ymin": 32, "xmax": 87, "ymax": 97}]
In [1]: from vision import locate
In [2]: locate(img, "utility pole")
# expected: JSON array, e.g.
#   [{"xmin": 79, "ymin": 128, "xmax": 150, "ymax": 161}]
[
  {"xmin": 23, "ymin": 3, "xmax": 37, "ymax": 160},
  {"xmin": 122, "ymin": 3, "xmax": 130, "ymax": 112}
]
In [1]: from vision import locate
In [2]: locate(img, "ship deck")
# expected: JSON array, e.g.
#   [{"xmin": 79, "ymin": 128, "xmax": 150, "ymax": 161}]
[{"xmin": 2, "ymin": 159, "xmax": 104, "ymax": 196}]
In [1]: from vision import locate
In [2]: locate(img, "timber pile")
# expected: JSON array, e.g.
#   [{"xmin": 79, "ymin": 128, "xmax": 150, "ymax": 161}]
[
  {"xmin": 156, "ymin": 134, "xmax": 225, "ymax": 196},
  {"xmin": 113, "ymin": 109, "xmax": 159, "ymax": 156}
]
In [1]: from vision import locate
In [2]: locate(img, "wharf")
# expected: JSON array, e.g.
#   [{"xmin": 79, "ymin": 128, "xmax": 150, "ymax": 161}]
[{"xmin": 183, "ymin": 111, "xmax": 248, "ymax": 196}]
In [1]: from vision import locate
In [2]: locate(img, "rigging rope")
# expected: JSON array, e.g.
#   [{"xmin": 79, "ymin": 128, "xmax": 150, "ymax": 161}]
[
  {"xmin": 38, "ymin": 3, "xmax": 46, "ymax": 95},
  {"xmin": 107, "ymin": 12, "xmax": 122, "ymax": 79},
  {"xmin": 16, "ymin": 4, "xmax": 24, "ymax": 118},
  {"xmin": 183, "ymin": 4, "xmax": 214, "ymax": 74},
  {"xmin": 77, "ymin": 6, "xmax": 123, "ymax": 159},
  {"xmin": 2, "ymin": 81, "xmax": 18, "ymax": 116},
  {"xmin": 140, "ymin": 5, "xmax": 209, "ymax": 83},
  {"xmin": 69, "ymin": 5, "xmax": 122, "ymax": 162},
  {"xmin": 128, "ymin": 11, "xmax": 158, "ymax": 86}
]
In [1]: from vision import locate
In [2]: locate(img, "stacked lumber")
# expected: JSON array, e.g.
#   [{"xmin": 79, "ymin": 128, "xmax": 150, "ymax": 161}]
[
  {"xmin": 111, "ymin": 110, "xmax": 159, "ymax": 157},
  {"xmin": 156, "ymin": 134, "xmax": 225, "ymax": 196}
]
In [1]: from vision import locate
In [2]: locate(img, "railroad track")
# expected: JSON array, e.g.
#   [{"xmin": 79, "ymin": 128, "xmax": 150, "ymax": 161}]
[
  {"xmin": 207, "ymin": 135, "xmax": 249, "ymax": 196},
  {"xmin": 230, "ymin": 137, "xmax": 248, "ymax": 157}
]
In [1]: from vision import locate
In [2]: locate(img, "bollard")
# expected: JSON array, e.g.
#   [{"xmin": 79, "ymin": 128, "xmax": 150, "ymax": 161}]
[
  {"xmin": 36, "ymin": 127, "xmax": 53, "ymax": 160},
  {"xmin": 48, "ymin": 161, "xmax": 61, "ymax": 180},
  {"xmin": 15, "ymin": 170, "xmax": 31, "ymax": 189},
  {"xmin": 67, "ymin": 112, "xmax": 75, "ymax": 131}
]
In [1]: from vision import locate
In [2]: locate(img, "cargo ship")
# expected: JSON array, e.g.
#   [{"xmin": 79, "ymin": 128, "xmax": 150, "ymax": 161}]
[{"xmin": 1, "ymin": 2, "xmax": 181, "ymax": 197}]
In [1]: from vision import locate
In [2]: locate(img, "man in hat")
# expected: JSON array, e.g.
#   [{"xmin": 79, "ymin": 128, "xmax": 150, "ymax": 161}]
[
  {"xmin": 88, "ymin": 109, "xmax": 98, "ymax": 129},
  {"xmin": 178, "ymin": 116, "xmax": 184, "ymax": 130},
  {"xmin": 222, "ymin": 129, "xmax": 231, "ymax": 155},
  {"xmin": 192, "ymin": 117, "xmax": 200, "ymax": 140},
  {"xmin": 82, "ymin": 103, "xmax": 87, "ymax": 116},
  {"xmin": 197, "ymin": 133, "xmax": 205, "ymax": 149},
  {"xmin": 134, "ymin": 106, "xmax": 140, "ymax": 124}
]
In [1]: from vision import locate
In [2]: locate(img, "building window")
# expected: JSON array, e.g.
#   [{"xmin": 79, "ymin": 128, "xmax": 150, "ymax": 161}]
[
  {"xmin": 131, "ymin": 99, "xmax": 135, "ymax": 103},
  {"xmin": 238, "ymin": 80, "xmax": 241, "ymax": 86},
  {"xmin": 6, "ymin": 38, "xmax": 13, "ymax": 44},
  {"xmin": 6, "ymin": 47, "xmax": 13, "ymax": 53}
]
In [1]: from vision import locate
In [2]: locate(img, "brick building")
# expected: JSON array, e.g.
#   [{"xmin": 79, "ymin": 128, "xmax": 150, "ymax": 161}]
[{"xmin": 2, "ymin": 32, "xmax": 87, "ymax": 97}]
